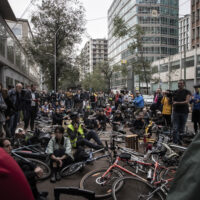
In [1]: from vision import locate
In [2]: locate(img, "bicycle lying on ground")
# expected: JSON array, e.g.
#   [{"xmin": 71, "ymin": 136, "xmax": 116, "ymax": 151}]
[{"xmin": 12, "ymin": 144, "xmax": 51, "ymax": 180}]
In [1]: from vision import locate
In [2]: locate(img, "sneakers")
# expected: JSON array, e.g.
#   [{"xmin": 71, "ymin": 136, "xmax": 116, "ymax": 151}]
[
  {"xmin": 50, "ymin": 173, "xmax": 56, "ymax": 183},
  {"xmin": 56, "ymin": 172, "xmax": 61, "ymax": 181}
]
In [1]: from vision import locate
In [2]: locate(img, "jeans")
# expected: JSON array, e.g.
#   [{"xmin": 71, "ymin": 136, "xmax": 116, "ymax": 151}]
[
  {"xmin": 172, "ymin": 112, "xmax": 188, "ymax": 144},
  {"xmin": 10, "ymin": 112, "xmax": 20, "ymax": 136}
]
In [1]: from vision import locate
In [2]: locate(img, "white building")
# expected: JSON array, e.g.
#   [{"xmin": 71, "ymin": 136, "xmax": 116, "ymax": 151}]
[
  {"xmin": 151, "ymin": 48, "xmax": 200, "ymax": 92},
  {"xmin": 79, "ymin": 38, "xmax": 108, "ymax": 81},
  {"xmin": 179, "ymin": 14, "xmax": 191, "ymax": 53}
]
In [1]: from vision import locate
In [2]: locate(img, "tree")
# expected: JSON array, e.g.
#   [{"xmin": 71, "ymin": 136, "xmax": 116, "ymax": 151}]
[
  {"xmin": 81, "ymin": 60, "xmax": 127, "ymax": 92},
  {"xmin": 26, "ymin": 0, "xmax": 85, "ymax": 90},
  {"xmin": 113, "ymin": 16, "xmax": 152, "ymax": 94}
]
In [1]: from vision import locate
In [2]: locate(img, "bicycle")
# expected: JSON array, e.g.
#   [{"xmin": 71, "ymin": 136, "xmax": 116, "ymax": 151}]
[
  {"xmin": 80, "ymin": 134, "xmax": 177, "ymax": 199},
  {"xmin": 12, "ymin": 144, "xmax": 51, "ymax": 180},
  {"xmin": 60, "ymin": 147, "xmax": 111, "ymax": 178}
]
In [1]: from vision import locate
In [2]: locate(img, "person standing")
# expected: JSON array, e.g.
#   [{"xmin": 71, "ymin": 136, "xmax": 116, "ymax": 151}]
[
  {"xmin": 133, "ymin": 91, "xmax": 144, "ymax": 115},
  {"xmin": 161, "ymin": 90, "xmax": 172, "ymax": 127},
  {"xmin": 9, "ymin": 83, "xmax": 23, "ymax": 137},
  {"xmin": 30, "ymin": 85, "xmax": 39, "ymax": 131},
  {"xmin": 190, "ymin": 85, "xmax": 200, "ymax": 134},
  {"xmin": 172, "ymin": 80, "xmax": 191, "ymax": 144},
  {"xmin": 0, "ymin": 83, "xmax": 7, "ymax": 137}
]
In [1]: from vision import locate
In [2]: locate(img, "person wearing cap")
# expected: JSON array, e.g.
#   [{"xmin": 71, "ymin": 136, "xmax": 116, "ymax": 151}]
[
  {"xmin": 133, "ymin": 91, "xmax": 144, "ymax": 115},
  {"xmin": 190, "ymin": 85, "xmax": 200, "ymax": 134},
  {"xmin": 67, "ymin": 112, "xmax": 103, "ymax": 150},
  {"xmin": 46, "ymin": 126, "xmax": 73, "ymax": 183}
]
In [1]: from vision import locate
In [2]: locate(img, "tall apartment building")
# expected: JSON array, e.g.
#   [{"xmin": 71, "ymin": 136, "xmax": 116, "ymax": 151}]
[
  {"xmin": 79, "ymin": 38, "xmax": 108, "ymax": 81},
  {"xmin": 179, "ymin": 15, "xmax": 191, "ymax": 52},
  {"xmin": 191, "ymin": 0, "xmax": 200, "ymax": 48},
  {"xmin": 108, "ymin": 0, "xmax": 179, "ymax": 90}
]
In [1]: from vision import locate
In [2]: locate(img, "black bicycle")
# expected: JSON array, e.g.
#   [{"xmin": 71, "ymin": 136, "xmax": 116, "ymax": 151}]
[{"xmin": 60, "ymin": 147, "xmax": 111, "ymax": 178}]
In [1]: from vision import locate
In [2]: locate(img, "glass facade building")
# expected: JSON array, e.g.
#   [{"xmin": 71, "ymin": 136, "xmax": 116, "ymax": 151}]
[
  {"xmin": 108, "ymin": 0, "xmax": 179, "ymax": 90},
  {"xmin": 0, "ymin": 2, "xmax": 40, "ymax": 88}
]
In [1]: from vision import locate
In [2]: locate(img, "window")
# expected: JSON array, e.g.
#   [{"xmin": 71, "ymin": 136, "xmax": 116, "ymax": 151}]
[
  {"xmin": 160, "ymin": 64, "xmax": 168, "ymax": 72},
  {"xmin": 185, "ymin": 56, "xmax": 194, "ymax": 67},
  {"xmin": 171, "ymin": 60, "xmax": 180, "ymax": 70},
  {"xmin": 152, "ymin": 66, "xmax": 158, "ymax": 74}
]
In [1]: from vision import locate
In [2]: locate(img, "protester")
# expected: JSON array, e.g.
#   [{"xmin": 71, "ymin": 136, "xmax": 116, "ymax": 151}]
[
  {"xmin": 190, "ymin": 85, "xmax": 200, "ymax": 134},
  {"xmin": 161, "ymin": 90, "xmax": 172, "ymax": 126},
  {"xmin": 133, "ymin": 91, "xmax": 144, "ymax": 115},
  {"xmin": 172, "ymin": 80, "xmax": 191, "ymax": 144},
  {"xmin": 9, "ymin": 83, "xmax": 23, "ymax": 136},
  {"xmin": 0, "ymin": 138, "xmax": 47, "ymax": 200},
  {"xmin": 0, "ymin": 147, "xmax": 34, "ymax": 200},
  {"xmin": 46, "ymin": 126, "xmax": 73, "ymax": 183}
]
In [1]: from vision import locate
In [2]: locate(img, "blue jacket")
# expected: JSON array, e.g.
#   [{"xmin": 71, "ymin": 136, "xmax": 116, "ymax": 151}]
[
  {"xmin": 133, "ymin": 95, "xmax": 144, "ymax": 108},
  {"xmin": 190, "ymin": 92, "xmax": 200, "ymax": 110}
]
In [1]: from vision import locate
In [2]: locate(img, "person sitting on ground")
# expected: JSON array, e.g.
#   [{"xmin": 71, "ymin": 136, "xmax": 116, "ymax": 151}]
[
  {"xmin": 130, "ymin": 112, "xmax": 145, "ymax": 136},
  {"xmin": 41, "ymin": 101, "xmax": 49, "ymax": 116},
  {"xmin": 46, "ymin": 126, "xmax": 73, "ymax": 183},
  {"xmin": 53, "ymin": 101, "xmax": 60, "ymax": 111},
  {"xmin": 96, "ymin": 108, "xmax": 107, "ymax": 131},
  {"xmin": 0, "ymin": 138, "xmax": 47, "ymax": 200},
  {"xmin": 52, "ymin": 108, "xmax": 63, "ymax": 126},
  {"xmin": 67, "ymin": 112, "xmax": 104, "ymax": 150},
  {"xmin": 0, "ymin": 147, "xmax": 34, "ymax": 200},
  {"xmin": 112, "ymin": 110, "xmax": 125, "ymax": 132},
  {"xmin": 104, "ymin": 104, "xmax": 112, "ymax": 118}
]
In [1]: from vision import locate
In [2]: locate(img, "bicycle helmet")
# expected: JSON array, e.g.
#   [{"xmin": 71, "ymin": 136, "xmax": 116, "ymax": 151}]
[
  {"xmin": 70, "ymin": 112, "xmax": 79, "ymax": 120},
  {"xmin": 115, "ymin": 110, "xmax": 121, "ymax": 114}
]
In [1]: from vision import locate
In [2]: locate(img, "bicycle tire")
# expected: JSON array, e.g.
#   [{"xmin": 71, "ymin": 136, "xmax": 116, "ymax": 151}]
[
  {"xmin": 60, "ymin": 162, "xmax": 83, "ymax": 178},
  {"xmin": 159, "ymin": 166, "xmax": 177, "ymax": 190},
  {"xmin": 27, "ymin": 158, "xmax": 51, "ymax": 181},
  {"xmin": 80, "ymin": 168, "xmax": 123, "ymax": 199},
  {"xmin": 112, "ymin": 176, "xmax": 164, "ymax": 200}
]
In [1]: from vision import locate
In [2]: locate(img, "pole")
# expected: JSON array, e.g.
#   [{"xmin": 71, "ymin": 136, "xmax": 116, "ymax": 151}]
[
  {"xmin": 183, "ymin": 44, "xmax": 186, "ymax": 88},
  {"xmin": 54, "ymin": 35, "xmax": 57, "ymax": 92}
]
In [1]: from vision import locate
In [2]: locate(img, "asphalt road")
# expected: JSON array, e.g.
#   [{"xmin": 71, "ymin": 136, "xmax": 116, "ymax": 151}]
[{"xmin": 37, "ymin": 115, "xmax": 194, "ymax": 200}]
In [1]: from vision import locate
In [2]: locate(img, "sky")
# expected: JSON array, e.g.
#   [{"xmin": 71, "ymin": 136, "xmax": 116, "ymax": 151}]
[{"xmin": 8, "ymin": 0, "xmax": 190, "ymax": 48}]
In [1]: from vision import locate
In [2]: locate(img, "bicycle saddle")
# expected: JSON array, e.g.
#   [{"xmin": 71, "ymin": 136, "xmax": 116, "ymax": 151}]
[{"xmin": 119, "ymin": 153, "xmax": 131, "ymax": 160}]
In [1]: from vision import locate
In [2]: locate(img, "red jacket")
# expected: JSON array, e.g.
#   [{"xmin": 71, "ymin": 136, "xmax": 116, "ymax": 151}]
[
  {"xmin": 0, "ymin": 148, "xmax": 34, "ymax": 200},
  {"xmin": 104, "ymin": 107, "xmax": 112, "ymax": 116}
]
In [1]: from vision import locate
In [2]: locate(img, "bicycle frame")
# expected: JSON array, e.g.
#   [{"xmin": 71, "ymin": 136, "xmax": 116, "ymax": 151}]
[{"xmin": 101, "ymin": 156, "xmax": 147, "ymax": 182}]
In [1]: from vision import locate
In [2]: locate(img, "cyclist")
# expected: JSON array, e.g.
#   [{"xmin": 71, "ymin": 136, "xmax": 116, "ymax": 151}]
[
  {"xmin": 112, "ymin": 110, "xmax": 125, "ymax": 132},
  {"xmin": 133, "ymin": 91, "xmax": 144, "ymax": 115},
  {"xmin": 46, "ymin": 126, "xmax": 73, "ymax": 183},
  {"xmin": 67, "ymin": 112, "xmax": 104, "ymax": 150},
  {"xmin": 0, "ymin": 138, "xmax": 48, "ymax": 200},
  {"xmin": 96, "ymin": 108, "xmax": 107, "ymax": 131}
]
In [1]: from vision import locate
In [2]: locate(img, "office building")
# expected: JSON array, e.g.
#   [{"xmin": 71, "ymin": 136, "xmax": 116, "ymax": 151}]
[{"xmin": 108, "ymin": 0, "xmax": 179, "ymax": 90}]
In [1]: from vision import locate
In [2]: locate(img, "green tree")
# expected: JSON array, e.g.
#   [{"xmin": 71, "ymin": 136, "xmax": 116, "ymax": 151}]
[
  {"xmin": 26, "ymin": 0, "xmax": 85, "ymax": 90},
  {"xmin": 81, "ymin": 60, "xmax": 127, "ymax": 92},
  {"xmin": 113, "ymin": 16, "xmax": 151, "ymax": 94}
]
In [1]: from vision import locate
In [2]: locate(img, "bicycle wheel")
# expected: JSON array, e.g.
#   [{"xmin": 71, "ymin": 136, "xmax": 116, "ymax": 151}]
[
  {"xmin": 112, "ymin": 176, "xmax": 164, "ymax": 200},
  {"xmin": 80, "ymin": 168, "xmax": 123, "ymax": 199},
  {"xmin": 27, "ymin": 158, "xmax": 51, "ymax": 181},
  {"xmin": 60, "ymin": 162, "xmax": 83, "ymax": 178},
  {"xmin": 159, "ymin": 167, "xmax": 177, "ymax": 190}
]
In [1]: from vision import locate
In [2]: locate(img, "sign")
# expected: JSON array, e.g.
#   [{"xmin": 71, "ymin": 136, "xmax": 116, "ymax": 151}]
[
  {"xmin": 152, "ymin": 10, "xmax": 158, "ymax": 17},
  {"xmin": 121, "ymin": 60, "xmax": 127, "ymax": 64}
]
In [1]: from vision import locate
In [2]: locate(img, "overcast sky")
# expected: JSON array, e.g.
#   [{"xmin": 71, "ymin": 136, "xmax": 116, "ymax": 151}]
[{"xmin": 8, "ymin": 0, "xmax": 190, "ymax": 48}]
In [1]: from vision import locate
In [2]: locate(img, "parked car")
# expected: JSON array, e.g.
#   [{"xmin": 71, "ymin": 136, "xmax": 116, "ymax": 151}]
[{"xmin": 143, "ymin": 95, "xmax": 154, "ymax": 106}]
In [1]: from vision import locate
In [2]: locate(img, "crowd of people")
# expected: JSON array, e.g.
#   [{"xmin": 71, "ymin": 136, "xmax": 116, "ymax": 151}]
[{"xmin": 0, "ymin": 79, "xmax": 200, "ymax": 199}]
